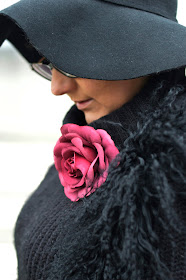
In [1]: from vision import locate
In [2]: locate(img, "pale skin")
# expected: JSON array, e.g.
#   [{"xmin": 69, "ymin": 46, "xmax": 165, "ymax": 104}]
[{"xmin": 51, "ymin": 69, "xmax": 148, "ymax": 124}]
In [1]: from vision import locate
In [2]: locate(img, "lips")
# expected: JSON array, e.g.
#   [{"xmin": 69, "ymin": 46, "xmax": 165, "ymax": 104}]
[{"xmin": 75, "ymin": 99, "xmax": 93, "ymax": 110}]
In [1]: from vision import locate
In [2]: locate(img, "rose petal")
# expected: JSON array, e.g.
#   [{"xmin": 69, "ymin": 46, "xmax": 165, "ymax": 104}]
[
  {"xmin": 93, "ymin": 143, "xmax": 106, "ymax": 171},
  {"xmin": 60, "ymin": 154, "xmax": 91, "ymax": 188},
  {"xmin": 105, "ymin": 156, "xmax": 109, "ymax": 169},
  {"xmin": 65, "ymin": 185, "xmax": 94, "ymax": 202},
  {"xmin": 66, "ymin": 170, "xmax": 88, "ymax": 188},
  {"xmin": 62, "ymin": 133, "xmax": 93, "ymax": 148},
  {"xmin": 97, "ymin": 129, "xmax": 115, "ymax": 146},
  {"xmin": 62, "ymin": 146, "xmax": 82, "ymax": 159},
  {"xmin": 54, "ymin": 156, "xmax": 62, "ymax": 171},
  {"xmin": 62, "ymin": 124, "xmax": 101, "ymax": 145},
  {"xmin": 104, "ymin": 145, "xmax": 119, "ymax": 162},
  {"xmin": 63, "ymin": 133, "xmax": 80, "ymax": 141},
  {"xmin": 58, "ymin": 142, "xmax": 72, "ymax": 149},
  {"xmin": 74, "ymin": 153, "xmax": 91, "ymax": 175},
  {"xmin": 64, "ymin": 124, "xmax": 101, "ymax": 146},
  {"xmin": 53, "ymin": 143, "xmax": 64, "ymax": 156},
  {"xmin": 54, "ymin": 142, "xmax": 73, "ymax": 157},
  {"xmin": 80, "ymin": 126, "xmax": 102, "ymax": 144},
  {"xmin": 97, "ymin": 129, "xmax": 119, "ymax": 161},
  {"xmin": 60, "ymin": 165, "xmax": 81, "ymax": 187},
  {"xmin": 85, "ymin": 155, "xmax": 99, "ymax": 186},
  {"xmin": 61, "ymin": 123, "xmax": 80, "ymax": 134},
  {"xmin": 70, "ymin": 125, "xmax": 101, "ymax": 144},
  {"xmin": 60, "ymin": 172, "xmax": 81, "ymax": 188},
  {"xmin": 71, "ymin": 137, "xmax": 97, "ymax": 162},
  {"xmin": 64, "ymin": 187, "xmax": 80, "ymax": 202}
]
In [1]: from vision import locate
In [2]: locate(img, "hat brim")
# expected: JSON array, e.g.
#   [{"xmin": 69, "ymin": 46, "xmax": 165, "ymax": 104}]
[{"xmin": 1, "ymin": 0, "xmax": 186, "ymax": 80}]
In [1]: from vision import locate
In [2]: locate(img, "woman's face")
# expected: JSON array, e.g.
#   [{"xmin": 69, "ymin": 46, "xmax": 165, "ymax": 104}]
[{"xmin": 51, "ymin": 69, "xmax": 148, "ymax": 124}]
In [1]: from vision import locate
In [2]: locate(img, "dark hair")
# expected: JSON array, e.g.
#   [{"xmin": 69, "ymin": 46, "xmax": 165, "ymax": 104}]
[{"xmin": 50, "ymin": 73, "xmax": 186, "ymax": 280}]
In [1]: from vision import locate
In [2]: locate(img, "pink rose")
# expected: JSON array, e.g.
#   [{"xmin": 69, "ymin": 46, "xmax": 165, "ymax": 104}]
[{"xmin": 54, "ymin": 123, "xmax": 119, "ymax": 201}]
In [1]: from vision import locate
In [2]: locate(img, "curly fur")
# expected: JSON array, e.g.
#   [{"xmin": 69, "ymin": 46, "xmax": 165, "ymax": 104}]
[{"xmin": 49, "ymin": 76, "xmax": 186, "ymax": 280}]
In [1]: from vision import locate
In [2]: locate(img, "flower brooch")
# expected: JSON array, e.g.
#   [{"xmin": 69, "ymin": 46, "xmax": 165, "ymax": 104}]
[{"xmin": 54, "ymin": 124, "xmax": 119, "ymax": 201}]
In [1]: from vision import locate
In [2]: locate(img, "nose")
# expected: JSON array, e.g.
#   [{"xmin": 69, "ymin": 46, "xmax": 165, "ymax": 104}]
[{"xmin": 51, "ymin": 69, "xmax": 77, "ymax": 96}]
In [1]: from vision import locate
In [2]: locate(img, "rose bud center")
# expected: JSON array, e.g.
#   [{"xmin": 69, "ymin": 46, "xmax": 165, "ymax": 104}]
[{"xmin": 65, "ymin": 155, "xmax": 83, "ymax": 178}]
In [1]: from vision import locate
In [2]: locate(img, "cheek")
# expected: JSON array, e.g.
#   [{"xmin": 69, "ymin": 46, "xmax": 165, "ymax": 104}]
[
  {"xmin": 79, "ymin": 79, "xmax": 108, "ymax": 98},
  {"xmin": 95, "ymin": 93, "xmax": 125, "ymax": 113},
  {"xmin": 82, "ymin": 81, "xmax": 124, "ymax": 108}
]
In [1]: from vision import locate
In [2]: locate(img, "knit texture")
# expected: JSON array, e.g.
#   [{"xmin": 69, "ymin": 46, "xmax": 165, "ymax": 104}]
[{"xmin": 14, "ymin": 71, "xmax": 186, "ymax": 280}]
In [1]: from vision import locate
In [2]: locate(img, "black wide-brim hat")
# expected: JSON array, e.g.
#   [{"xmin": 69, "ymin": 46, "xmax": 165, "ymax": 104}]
[{"xmin": 1, "ymin": 0, "xmax": 186, "ymax": 80}]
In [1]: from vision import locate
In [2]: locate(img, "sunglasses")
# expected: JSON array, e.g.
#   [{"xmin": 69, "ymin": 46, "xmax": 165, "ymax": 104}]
[{"xmin": 31, "ymin": 58, "xmax": 77, "ymax": 81}]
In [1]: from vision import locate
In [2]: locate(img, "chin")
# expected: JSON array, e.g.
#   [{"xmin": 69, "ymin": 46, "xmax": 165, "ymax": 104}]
[
  {"xmin": 85, "ymin": 117, "xmax": 95, "ymax": 124},
  {"xmin": 85, "ymin": 112, "xmax": 106, "ymax": 124},
  {"xmin": 85, "ymin": 114, "xmax": 97, "ymax": 124}
]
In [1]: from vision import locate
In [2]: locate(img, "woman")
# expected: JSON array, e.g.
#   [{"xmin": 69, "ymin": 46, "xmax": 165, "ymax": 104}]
[{"xmin": 0, "ymin": 0, "xmax": 185, "ymax": 279}]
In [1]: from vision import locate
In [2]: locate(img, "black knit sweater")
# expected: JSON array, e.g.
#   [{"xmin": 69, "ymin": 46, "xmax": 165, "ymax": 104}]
[{"xmin": 14, "ymin": 70, "xmax": 186, "ymax": 280}]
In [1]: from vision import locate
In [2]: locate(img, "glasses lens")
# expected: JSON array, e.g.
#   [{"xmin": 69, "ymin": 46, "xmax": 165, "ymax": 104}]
[
  {"xmin": 32, "ymin": 63, "xmax": 52, "ymax": 80},
  {"xmin": 31, "ymin": 61, "xmax": 77, "ymax": 80}
]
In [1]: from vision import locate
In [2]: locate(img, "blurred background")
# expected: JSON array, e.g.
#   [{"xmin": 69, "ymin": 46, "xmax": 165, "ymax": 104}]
[{"xmin": 0, "ymin": 0, "xmax": 186, "ymax": 279}]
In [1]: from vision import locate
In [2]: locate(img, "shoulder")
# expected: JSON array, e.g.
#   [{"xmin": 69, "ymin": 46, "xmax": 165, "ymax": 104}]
[{"xmin": 53, "ymin": 81, "xmax": 186, "ymax": 280}]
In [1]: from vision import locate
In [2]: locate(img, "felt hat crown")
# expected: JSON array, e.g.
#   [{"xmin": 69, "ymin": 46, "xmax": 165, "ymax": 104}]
[{"xmin": 0, "ymin": 0, "xmax": 186, "ymax": 80}]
